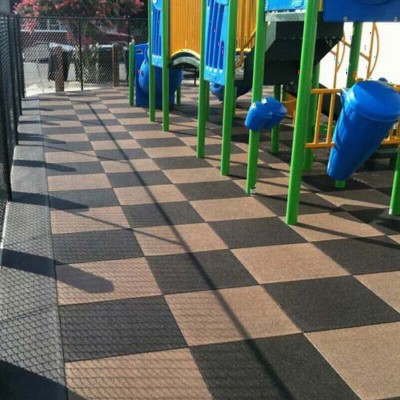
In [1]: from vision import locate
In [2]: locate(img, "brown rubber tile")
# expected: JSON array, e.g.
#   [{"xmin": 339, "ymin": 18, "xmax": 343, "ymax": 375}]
[
  {"xmin": 164, "ymin": 167, "xmax": 229, "ymax": 184},
  {"xmin": 144, "ymin": 146, "xmax": 196, "ymax": 159},
  {"xmin": 114, "ymin": 185, "xmax": 186, "ymax": 205},
  {"xmin": 166, "ymin": 286, "xmax": 299, "ymax": 346},
  {"xmin": 48, "ymin": 174, "xmax": 111, "ymax": 192},
  {"xmin": 45, "ymin": 151, "xmax": 97, "ymax": 164},
  {"xmin": 101, "ymin": 159, "xmax": 160, "ymax": 173}
]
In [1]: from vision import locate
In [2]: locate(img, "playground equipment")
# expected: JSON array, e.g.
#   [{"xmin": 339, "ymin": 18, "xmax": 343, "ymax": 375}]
[{"xmin": 134, "ymin": 0, "xmax": 400, "ymax": 225}]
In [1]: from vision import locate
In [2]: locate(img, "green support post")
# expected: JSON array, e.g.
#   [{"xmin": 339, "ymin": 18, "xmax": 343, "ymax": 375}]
[
  {"xmin": 335, "ymin": 22, "xmax": 363, "ymax": 188},
  {"xmin": 128, "ymin": 41, "xmax": 135, "ymax": 107},
  {"xmin": 197, "ymin": 0, "xmax": 208, "ymax": 158},
  {"xmin": 205, "ymin": 81, "xmax": 210, "ymax": 122},
  {"xmin": 220, "ymin": 0, "xmax": 239, "ymax": 176},
  {"xmin": 162, "ymin": 0, "xmax": 170, "ymax": 131},
  {"xmin": 176, "ymin": 85, "xmax": 182, "ymax": 105},
  {"xmin": 286, "ymin": 0, "xmax": 319, "ymax": 225},
  {"xmin": 271, "ymin": 85, "xmax": 281, "ymax": 154},
  {"xmin": 148, "ymin": 0, "xmax": 156, "ymax": 122},
  {"xmin": 304, "ymin": 63, "xmax": 320, "ymax": 171},
  {"xmin": 390, "ymin": 149, "xmax": 400, "ymax": 215},
  {"xmin": 246, "ymin": 0, "xmax": 267, "ymax": 193}
]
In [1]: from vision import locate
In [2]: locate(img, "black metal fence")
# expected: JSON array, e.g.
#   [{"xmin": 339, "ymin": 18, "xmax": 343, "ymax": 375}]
[
  {"xmin": 20, "ymin": 17, "xmax": 148, "ymax": 97},
  {"xmin": 0, "ymin": 11, "xmax": 24, "ymax": 239}
]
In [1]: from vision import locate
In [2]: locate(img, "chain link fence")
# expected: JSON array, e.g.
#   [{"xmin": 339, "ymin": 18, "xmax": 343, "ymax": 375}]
[
  {"xmin": 20, "ymin": 17, "xmax": 148, "ymax": 97},
  {"xmin": 0, "ymin": 11, "xmax": 24, "ymax": 240}
]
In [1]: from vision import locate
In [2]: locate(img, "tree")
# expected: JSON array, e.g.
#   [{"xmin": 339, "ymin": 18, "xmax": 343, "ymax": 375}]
[{"xmin": 14, "ymin": 0, "xmax": 144, "ymax": 18}]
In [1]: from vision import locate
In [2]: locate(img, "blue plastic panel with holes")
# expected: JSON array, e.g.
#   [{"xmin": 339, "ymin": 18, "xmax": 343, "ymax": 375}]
[
  {"xmin": 265, "ymin": 0, "xmax": 306, "ymax": 12},
  {"xmin": 151, "ymin": 0, "xmax": 163, "ymax": 67},
  {"xmin": 323, "ymin": 0, "xmax": 400, "ymax": 22},
  {"xmin": 204, "ymin": 0, "xmax": 229, "ymax": 85}
]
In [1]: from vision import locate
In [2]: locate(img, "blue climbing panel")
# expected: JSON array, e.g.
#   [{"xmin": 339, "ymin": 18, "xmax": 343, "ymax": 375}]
[
  {"xmin": 265, "ymin": 0, "xmax": 306, "ymax": 12},
  {"xmin": 323, "ymin": 0, "xmax": 400, "ymax": 22},
  {"xmin": 151, "ymin": 0, "xmax": 163, "ymax": 68},
  {"xmin": 204, "ymin": 0, "xmax": 229, "ymax": 85}
]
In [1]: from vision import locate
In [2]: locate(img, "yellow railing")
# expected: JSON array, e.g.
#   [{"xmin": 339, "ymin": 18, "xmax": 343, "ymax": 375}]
[
  {"xmin": 306, "ymin": 86, "xmax": 400, "ymax": 150},
  {"xmin": 236, "ymin": 0, "xmax": 257, "ymax": 68}
]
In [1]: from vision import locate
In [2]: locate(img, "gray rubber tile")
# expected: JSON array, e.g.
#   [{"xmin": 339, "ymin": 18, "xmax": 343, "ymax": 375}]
[
  {"xmin": 210, "ymin": 217, "xmax": 306, "ymax": 249},
  {"xmin": 44, "ymin": 142, "xmax": 93, "ymax": 153},
  {"xmin": 46, "ymin": 162, "xmax": 104, "ymax": 176},
  {"xmin": 265, "ymin": 276, "xmax": 400, "ymax": 332},
  {"xmin": 177, "ymin": 181, "xmax": 247, "ymax": 201},
  {"xmin": 348, "ymin": 208, "xmax": 400, "ymax": 236},
  {"xmin": 59, "ymin": 296, "xmax": 186, "ymax": 362},
  {"xmin": 87, "ymin": 132, "xmax": 132, "ymax": 141},
  {"xmin": 95, "ymin": 149, "xmax": 148, "ymax": 161},
  {"xmin": 122, "ymin": 202, "xmax": 203, "ymax": 228},
  {"xmin": 137, "ymin": 138, "xmax": 185, "ymax": 148},
  {"xmin": 147, "ymin": 250, "xmax": 256, "ymax": 294},
  {"xmin": 191, "ymin": 335, "xmax": 359, "ymax": 400},
  {"xmin": 53, "ymin": 229, "xmax": 143, "ymax": 264},
  {"xmin": 49, "ymin": 189, "xmax": 119, "ymax": 210},
  {"xmin": 154, "ymin": 156, "xmax": 212, "ymax": 170},
  {"xmin": 107, "ymin": 171, "xmax": 170, "ymax": 188},
  {"xmin": 315, "ymin": 236, "xmax": 400, "ymax": 274}
]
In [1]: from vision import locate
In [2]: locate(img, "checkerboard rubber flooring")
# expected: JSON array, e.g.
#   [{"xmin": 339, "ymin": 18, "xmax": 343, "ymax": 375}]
[{"xmin": 35, "ymin": 85, "xmax": 400, "ymax": 399}]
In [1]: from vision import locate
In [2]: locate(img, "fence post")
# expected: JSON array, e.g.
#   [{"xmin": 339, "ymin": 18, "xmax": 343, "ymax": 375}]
[
  {"xmin": 78, "ymin": 20, "xmax": 84, "ymax": 91},
  {"xmin": 54, "ymin": 46, "xmax": 65, "ymax": 92},
  {"xmin": 112, "ymin": 43, "xmax": 120, "ymax": 87},
  {"xmin": 16, "ymin": 15, "xmax": 25, "ymax": 100},
  {"xmin": 8, "ymin": 15, "xmax": 19, "ymax": 144}
]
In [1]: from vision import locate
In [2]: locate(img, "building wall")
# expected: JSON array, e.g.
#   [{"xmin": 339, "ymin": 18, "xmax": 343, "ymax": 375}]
[{"xmin": 0, "ymin": 0, "xmax": 11, "ymax": 12}]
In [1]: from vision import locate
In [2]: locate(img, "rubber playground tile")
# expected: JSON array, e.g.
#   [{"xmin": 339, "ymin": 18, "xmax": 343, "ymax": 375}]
[
  {"xmin": 191, "ymin": 335, "xmax": 358, "ymax": 400},
  {"xmin": 65, "ymin": 349, "xmax": 212, "ymax": 400},
  {"xmin": 48, "ymin": 174, "xmax": 111, "ymax": 192},
  {"xmin": 256, "ymin": 193, "xmax": 337, "ymax": 216},
  {"xmin": 44, "ymin": 141, "xmax": 93, "ymax": 153},
  {"xmin": 210, "ymin": 217, "xmax": 306, "ymax": 249},
  {"xmin": 177, "ymin": 180, "xmax": 247, "ymax": 201},
  {"xmin": 144, "ymin": 146, "xmax": 196, "ymax": 159},
  {"xmin": 265, "ymin": 276, "xmax": 400, "ymax": 332},
  {"xmin": 101, "ymin": 159, "xmax": 160, "ymax": 173},
  {"xmin": 289, "ymin": 211, "xmax": 383, "ymax": 242},
  {"xmin": 51, "ymin": 206, "xmax": 129, "ymax": 234},
  {"xmin": 114, "ymin": 185, "xmax": 186, "ymax": 206},
  {"xmin": 147, "ymin": 250, "xmax": 256, "ymax": 294},
  {"xmin": 122, "ymin": 202, "xmax": 203, "ymax": 228},
  {"xmin": 91, "ymin": 139, "xmax": 140, "ymax": 150},
  {"xmin": 164, "ymin": 167, "xmax": 230, "ymax": 184},
  {"xmin": 154, "ymin": 156, "xmax": 212, "ymax": 170},
  {"xmin": 56, "ymin": 258, "xmax": 161, "ymax": 305},
  {"xmin": 233, "ymin": 243, "xmax": 348, "ymax": 284},
  {"xmin": 166, "ymin": 286, "xmax": 299, "ymax": 346},
  {"xmin": 94, "ymin": 148, "xmax": 148, "ymax": 161},
  {"xmin": 45, "ymin": 161, "xmax": 104, "ymax": 176},
  {"xmin": 131, "ymin": 130, "xmax": 177, "ymax": 139},
  {"xmin": 314, "ymin": 236, "xmax": 400, "ymax": 275},
  {"xmin": 123, "ymin": 123, "xmax": 161, "ymax": 131},
  {"xmin": 228, "ymin": 163, "xmax": 286, "ymax": 180},
  {"xmin": 49, "ymin": 188, "xmax": 119, "ymax": 210},
  {"xmin": 81, "ymin": 119, "xmax": 120, "ymax": 128},
  {"xmin": 107, "ymin": 171, "xmax": 170, "ymax": 188},
  {"xmin": 136, "ymin": 137, "xmax": 186, "ymax": 148},
  {"xmin": 191, "ymin": 143, "xmax": 244, "ymax": 156},
  {"xmin": 44, "ymin": 133, "xmax": 89, "ymax": 143},
  {"xmin": 86, "ymin": 131, "xmax": 132, "ymax": 141},
  {"xmin": 45, "ymin": 150, "xmax": 97, "ymax": 164},
  {"xmin": 347, "ymin": 207, "xmax": 400, "ymax": 235},
  {"xmin": 59, "ymin": 296, "xmax": 186, "ymax": 362},
  {"xmin": 191, "ymin": 197, "xmax": 274, "ymax": 221},
  {"xmin": 307, "ymin": 323, "xmax": 400, "ymax": 400},
  {"xmin": 135, "ymin": 223, "xmax": 228, "ymax": 257},
  {"xmin": 301, "ymin": 174, "xmax": 369, "ymax": 192},
  {"xmin": 53, "ymin": 229, "xmax": 143, "ymax": 264},
  {"xmin": 318, "ymin": 188, "xmax": 391, "ymax": 211}
]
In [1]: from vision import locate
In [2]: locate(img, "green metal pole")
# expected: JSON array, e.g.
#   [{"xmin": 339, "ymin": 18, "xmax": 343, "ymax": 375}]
[
  {"xmin": 335, "ymin": 22, "xmax": 363, "ymax": 188},
  {"xmin": 162, "ymin": 0, "xmax": 170, "ymax": 131},
  {"xmin": 304, "ymin": 63, "xmax": 320, "ymax": 171},
  {"xmin": 176, "ymin": 85, "xmax": 182, "ymax": 105},
  {"xmin": 271, "ymin": 85, "xmax": 281, "ymax": 154},
  {"xmin": 246, "ymin": 0, "xmax": 266, "ymax": 193},
  {"xmin": 286, "ymin": 0, "xmax": 319, "ymax": 225},
  {"xmin": 128, "ymin": 41, "xmax": 135, "ymax": 106},
  {"xmin": 220, "ymin": 0, "xmax": 239, "ymax": 176},
  {"xmin": 205, "ymin": 81, "xmax": 210, "ymax": 121},
  {"xmin": 148, "ymin": 0, "xmax": 156, "ymax": 122},
  {"xmin": 390, "ymin": 149, "xmax": 400, "ymax": 215},
  {"xmin": 197, "ymin": 0, "xmax": 208, "ymax": 158}
]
